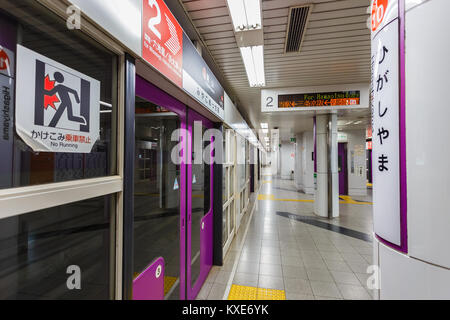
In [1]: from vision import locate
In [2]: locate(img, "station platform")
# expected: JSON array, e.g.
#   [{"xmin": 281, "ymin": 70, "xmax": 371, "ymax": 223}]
[{"xmin": 197, "ymin": 169, "xmax": 375, "ymax": 300}]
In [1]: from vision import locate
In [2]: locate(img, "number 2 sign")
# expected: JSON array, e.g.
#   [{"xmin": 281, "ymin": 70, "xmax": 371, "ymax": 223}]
[{"xmin": 142, "ymin": 0, "xmax": 184, "ymax": 87}]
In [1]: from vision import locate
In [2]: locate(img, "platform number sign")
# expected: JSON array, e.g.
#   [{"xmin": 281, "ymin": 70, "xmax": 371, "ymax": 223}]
[
  {"xmin": 371, "ymin": 0, "xmax": 403, "ymax": 247},
  {"xmin": 142, "ymin": 0, "xmax": 183, "ymax": 87}
]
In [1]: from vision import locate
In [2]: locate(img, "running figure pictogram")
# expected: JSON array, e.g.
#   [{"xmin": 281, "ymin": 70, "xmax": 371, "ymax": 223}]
[{"xmin": 45, "ymin": 71, "xmax": 87, "ymax": 127}]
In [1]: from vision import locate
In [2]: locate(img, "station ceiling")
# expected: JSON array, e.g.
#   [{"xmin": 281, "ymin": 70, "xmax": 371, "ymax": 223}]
[{"xmin": 172, "ymin": 0, "xmax": 372, "ymax": 138}]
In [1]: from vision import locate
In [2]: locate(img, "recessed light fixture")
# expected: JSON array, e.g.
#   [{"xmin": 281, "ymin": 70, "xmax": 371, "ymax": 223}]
[
  {"xmin": 226, "ymin": 0, "xmax": 262, "ymax": 31},
  {"xmin": 240, "ymin": 46, "xmax": 265, "ymax": 87}
]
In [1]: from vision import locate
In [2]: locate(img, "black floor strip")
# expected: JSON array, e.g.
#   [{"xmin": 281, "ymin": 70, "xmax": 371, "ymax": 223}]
[{"xmin": 276, "ymin": 211, "xmax": 373, "ymax": 243}]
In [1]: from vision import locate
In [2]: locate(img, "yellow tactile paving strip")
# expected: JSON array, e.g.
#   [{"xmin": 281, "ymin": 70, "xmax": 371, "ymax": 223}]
[
  {"xmin": 164, "ymin": 276, "xmax": 177, "ymax": 295},
  {"xmin": 228, "ymin": 285, "xmax": 286, "ymax": 300},
  {"xmin": 339, "ymin": 195, "xmax": 373, "ymax": 205},
  {"xmin": 258, "ymin": 194, "xmax": 372, "ymax": 205}
]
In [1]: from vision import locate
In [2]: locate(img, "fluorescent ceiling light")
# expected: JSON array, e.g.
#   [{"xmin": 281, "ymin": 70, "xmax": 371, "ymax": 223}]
[
  {"xmin": 227, "ymin": 0, "xmax": 262, "ymax": 31},
  {"xmin": 262, "ymin": 129, "xmax": 269, "ymax": 134},
  {"xmin": 261, "ymin": 123, "xmax": 268, "ymax": 129},
  {"xmin": 240, "ymin": 45, "xmax": 265, "ymax": 87},
  {"xmin": 345, "ymin": 121, "xmax": 353, "ymax": 125},
  {"xmin": 353, "ymin": 121, "xmax": 363, "ymax": 125}
]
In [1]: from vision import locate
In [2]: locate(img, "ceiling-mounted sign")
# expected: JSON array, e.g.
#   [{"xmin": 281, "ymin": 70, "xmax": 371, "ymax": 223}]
[
  {"xmin": 261, "ymin": 84, "xmax": 369, "ymax": 113},
  {"xmin": 142, "ymin": 0, "xmax": 224, "ymax": 120},
  {"xmin": 182, "ymin": 33, "xmax": 224, "ymax": 119},
  {"xmin": 15, "ymin": 45, "xmax": 100, "ymax": 153},
  {"xmin": 279, "ymin": 91, "xmax": 360, "ymax": 108},
  {"xmin": 371, "ymin": 0, "xmax": 404, "ymax": 248},
  {"xmin": 142, "ymin": 0, "xmax": 184, "ymax": 87}
]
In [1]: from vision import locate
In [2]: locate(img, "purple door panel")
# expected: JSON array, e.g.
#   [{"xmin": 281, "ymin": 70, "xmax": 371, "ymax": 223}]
[
  {"xmin": 187, "ymin": 108, "xmax": 214, "ymax": 300},
  {"xmin": 135, "ymin": 76, "xmax": 187, "ymax": 300},
  {"xmin": 338, "ymin": 143, "xmax": 347, "ymax": 195},
  {"xmin": 133, "ymin": 257, "xmax": 165, "ymax": 300}
]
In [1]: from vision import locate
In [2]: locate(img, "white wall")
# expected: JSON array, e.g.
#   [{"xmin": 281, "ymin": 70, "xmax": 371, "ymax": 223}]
[
  {"xmin": 342, "ymin": 129, "xmax": 367, "ymax": 196},
  {"xmin": 374, "ymin": 0, "xmax": 450, "ymax": 300},
  {"xmin": 293, "ymin": 131, "xmax": 314, "ymax": 194},
  {"xmin": 294, "ymin": 134, "xmax": 303, "ymax": 190},
  {"xmin": 376, "ymin": 240, "xmax": 450, "ymax": 299},
  {"xmin": 405, "ymin": 0, "xmax": 450, "ymax": 270},
  {"xmin": 68, "ymin": 0, "xmax": 142, "ymax": 55},
  {"xmin": 280, "ymin": 142, "xmax": 295, "ymax": 180}
]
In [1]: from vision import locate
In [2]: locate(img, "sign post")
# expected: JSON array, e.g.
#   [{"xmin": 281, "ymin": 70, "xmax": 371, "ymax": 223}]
[{"xmin": 371, "ymin": 0, "xmax": 407, "ymax": 251}]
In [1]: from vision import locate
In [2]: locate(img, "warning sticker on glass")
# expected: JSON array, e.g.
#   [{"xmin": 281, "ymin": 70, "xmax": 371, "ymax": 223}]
[{"xmin": 15, "ymin": 45, "xmax": 100, "ymax": 153}]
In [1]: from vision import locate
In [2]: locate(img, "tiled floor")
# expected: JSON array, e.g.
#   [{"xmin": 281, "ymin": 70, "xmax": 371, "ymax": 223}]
[{"xmin": 197, "ymin": 170, "xmax": 377, "ymax": 300}]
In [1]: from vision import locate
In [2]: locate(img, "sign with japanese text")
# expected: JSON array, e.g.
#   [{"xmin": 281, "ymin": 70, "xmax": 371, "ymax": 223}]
[
  {"xmin": 371, "ymin": 0, "xmax": 402, "ymax": 246},
  {"xmin": 142, "ymin": 0, "xmax": 183, "ymax": 88},
  {"xmin": 0, "ymin": 73, "xmax": 14, "ymax": 188},
  {"xmin": 278, "ymin": 91, "xmax": 360, "ymax": 109},
  {"xmin": 261, "ymin": 84, "xmax": 369, "ymax": 113},
  {"xmin": 182, "ymin": 33, "xmax": 224, "ymax": 120},
  {"xmin": 0, "ymin": 20, "xmax": 16, "ymax": 188},
  {"xmin": 16, "ymin": 45, "xmax": 100, "ymax": 153}
]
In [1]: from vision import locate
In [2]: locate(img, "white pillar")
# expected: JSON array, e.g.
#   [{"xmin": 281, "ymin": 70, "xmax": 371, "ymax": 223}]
[
  {"xmin": 329, "ymin": 114, "xmax": 339, "ymax": 218},
  {"xmin": 314, "ymin": 115, "xmax": 328, "ymax": 217}
]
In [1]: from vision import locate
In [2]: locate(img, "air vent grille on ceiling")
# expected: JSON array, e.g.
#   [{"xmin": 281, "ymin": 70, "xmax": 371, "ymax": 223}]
[{"xmin": 285, "ymin": 5, "xmax": 312, "ymax": 53}]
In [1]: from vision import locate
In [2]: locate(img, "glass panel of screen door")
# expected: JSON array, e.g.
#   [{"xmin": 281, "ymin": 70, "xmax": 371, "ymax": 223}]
[
  {"xmin": 191, "ymin": 125, "xmax": 210, "ymax": 287},
  {"xmin": 133, "ymin": 98, "xmax": 181, "ymax": 300}
]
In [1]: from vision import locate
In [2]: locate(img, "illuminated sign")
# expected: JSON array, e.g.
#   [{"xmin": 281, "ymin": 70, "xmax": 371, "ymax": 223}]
[
  {"xmin": 142, "ymin": 0, "xmax": 184, "ymax": 87},
  {"xmin": 141, "ymin": 0, "xmax": 224, "ymax": 119},
  {"xmin": 278, "ymin": 91, "xmax": 360, "ymax": 108}
]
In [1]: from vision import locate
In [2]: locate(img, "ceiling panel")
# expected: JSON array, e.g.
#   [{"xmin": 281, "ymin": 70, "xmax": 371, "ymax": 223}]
[{"xmin": 181, "ymin": 0, "xmax": 372, "ymax": 133}]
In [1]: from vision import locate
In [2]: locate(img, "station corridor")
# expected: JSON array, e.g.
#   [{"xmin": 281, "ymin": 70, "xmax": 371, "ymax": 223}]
[{"xmin": 198, "ymin": 169, "xmax": 375, "ymax": 300}]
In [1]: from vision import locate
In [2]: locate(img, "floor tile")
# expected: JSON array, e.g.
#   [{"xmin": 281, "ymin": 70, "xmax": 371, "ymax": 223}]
[
  {"xmin": 285, "ymin": 292, "xmax": 315, "ymax": 300},
  {"xmin": 233, "ymin": 272, "xmax": 258, "ymax": 287},
  {"xmin": 306, "ymin": 268, "xmax": 334, "ymax": 282},
  {"xmin": 310, "ymin": 281, "xmax": 342, "ymax": 299},
  {"xmin": 260, "ymin": 263, "xmax": 283, "ymax": 277},
  {"xmin": 207, "ymin": 283, "xmax": 227, "ymax": 300},
  {"xmin": 258, "ymin": 275, "xmax": 284, "ymax": 290},
  {"xmin": 260, "ymin": 254, "xmax": 282, "ymax": 265},
  {"xmin": 337, "ymin": 284, "xmax": 372, "ymax": 300},
  {"xmin": 330, "ymin": 271, "xmax": 361, "ymax": 285},
  {"xmin": 196, "ymin": 282, "xmax": 212, "ymax": 300},
  {"xmin": 237, "ymin": 262, "xmax": 260, "ymax": 274},
  {"xmin": 281, "ymin": 255, "xmax": 303, "ymax": 267},
  {"xmin": 284, "ymin": 278, "xmax": 313, "ymax": 295},
  {"xmin": 214, "ymin": 271, "xmax": 232, "ymax": 285},
  {"xmin": 282, "ymin": 265, "xmax": 308, "ymax": 280}
]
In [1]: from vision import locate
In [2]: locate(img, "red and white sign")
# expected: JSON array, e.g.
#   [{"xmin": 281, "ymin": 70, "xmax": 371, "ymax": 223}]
[
  {"xmin": 371, "ymin": 0, "xmax": 401, "ymax": 246},
  {"xmin": 142, "ymin": 0, "xmax": 183, "ymax": 87},
  {"xmin": 0, "ymin": 46, "xmax": 14, "ymax": 78},
  {"xmin": 371, "ymin": 0, "xmax": 388, "ymax": 32}
]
